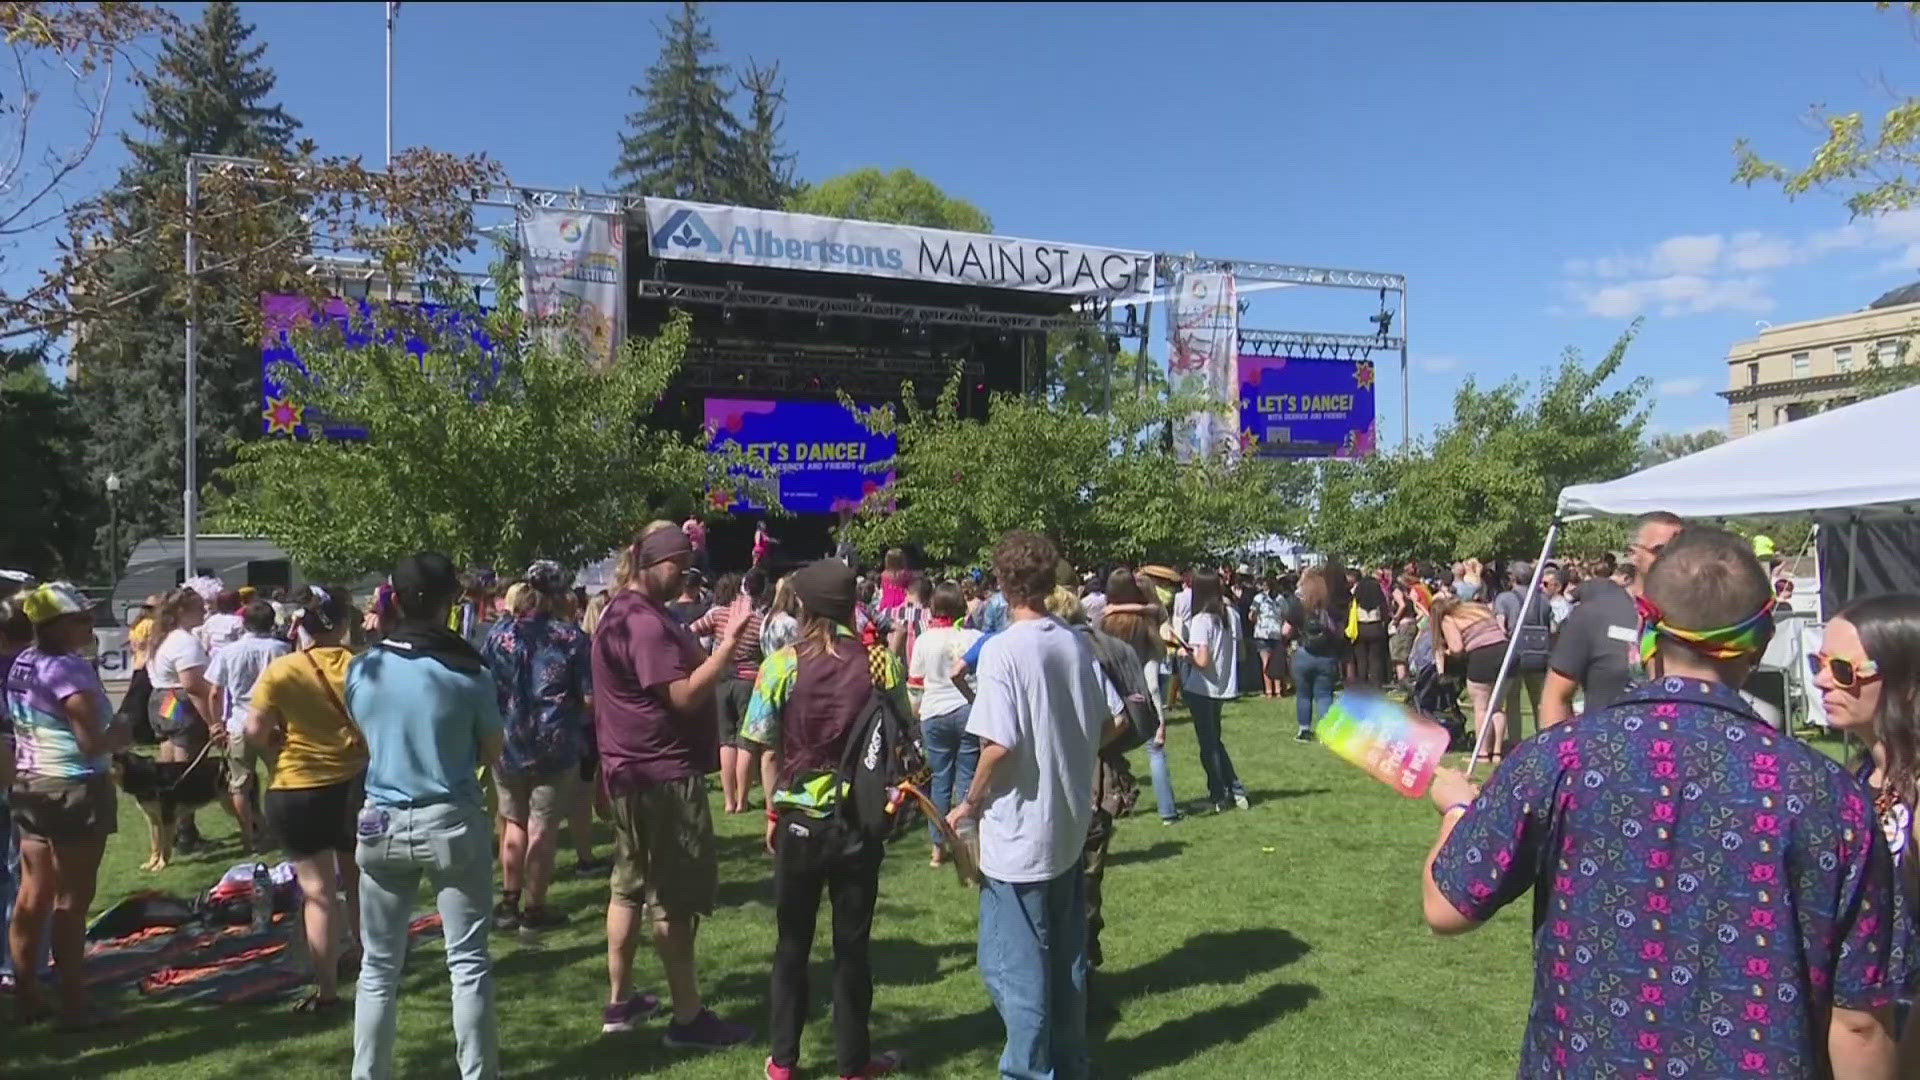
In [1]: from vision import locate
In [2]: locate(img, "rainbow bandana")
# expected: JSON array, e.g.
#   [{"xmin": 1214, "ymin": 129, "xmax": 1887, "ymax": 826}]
[{"xmin": 1635, "ymin": 594, "xmax": 1775, "ymax": 666}]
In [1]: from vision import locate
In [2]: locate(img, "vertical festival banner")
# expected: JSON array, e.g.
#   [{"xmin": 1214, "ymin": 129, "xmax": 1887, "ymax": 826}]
[
  {"xmin": 1167, "ymin": 269, "xmax": 1239, "ymax": 461},
  {"xmin": 517, "ymin": 206, "xmax": 626, "ymax": 370}
]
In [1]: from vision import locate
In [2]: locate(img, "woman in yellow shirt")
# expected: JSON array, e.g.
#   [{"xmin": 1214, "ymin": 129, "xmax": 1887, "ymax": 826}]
[{"xmin": 244, "ymin": 586, "xmax": 369, "ymax": 1013}]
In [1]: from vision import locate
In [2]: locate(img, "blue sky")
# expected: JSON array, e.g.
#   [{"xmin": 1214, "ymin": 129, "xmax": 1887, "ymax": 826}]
[{"xmin": 32, "ymin": 2, "xmax": 1920, "ymax": 442}]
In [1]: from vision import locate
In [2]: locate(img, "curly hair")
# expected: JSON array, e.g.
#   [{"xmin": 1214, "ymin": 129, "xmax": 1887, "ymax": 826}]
[{"xmin": 991, "ymin": 530, "xmax": 1059, "ymax": 608}]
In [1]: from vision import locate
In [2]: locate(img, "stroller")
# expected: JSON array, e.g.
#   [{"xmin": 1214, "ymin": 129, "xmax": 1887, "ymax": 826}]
[{"xmin": 1405, "ymin": 625, "xmax": 1469, "ymax": 748}]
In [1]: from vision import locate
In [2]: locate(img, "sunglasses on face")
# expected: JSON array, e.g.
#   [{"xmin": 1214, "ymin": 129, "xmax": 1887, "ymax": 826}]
[{"xmin": 1809, "ymin": 652, "xmax": 1882, "ymax": 689}]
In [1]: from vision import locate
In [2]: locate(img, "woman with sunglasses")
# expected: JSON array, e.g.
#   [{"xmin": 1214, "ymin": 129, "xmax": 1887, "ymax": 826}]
[{"xmin": 1813, "ymin": 593, "xmax": 1920, "ymax": 1069}]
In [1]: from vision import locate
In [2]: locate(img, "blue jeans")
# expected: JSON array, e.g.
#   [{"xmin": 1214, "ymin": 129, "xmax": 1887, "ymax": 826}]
[
  {"xmin": 1144, "ymin": 740, "xmax": 1178, "ymax": 821},
  {"xmin": 978, "ymin": 862, "xmax": 1089, "ymax": 1080},
  {"xmin": 354, "ymin": 802, "xmax": 497, "ymax": 1080},
  {"xmin": 921, "ymin": 705, "xmax": 978, "ymax": 846},
  {"xmin": 1184, "ymin": 694, "xmax": 1244, "ymax": 805},
  {"xmin": 1292, "ymin": 650, "xmax": 1339, "ymax": 733}
]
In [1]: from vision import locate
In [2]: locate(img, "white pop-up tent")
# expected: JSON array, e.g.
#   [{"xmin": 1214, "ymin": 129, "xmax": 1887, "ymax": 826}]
[
  {"xmin": 1467, "ymin": 384, "xmax": 1920, "ymax": 773},
  {"xmin": 1559, "ymin": 383, "xmax": 1920, "ymax": 520}
]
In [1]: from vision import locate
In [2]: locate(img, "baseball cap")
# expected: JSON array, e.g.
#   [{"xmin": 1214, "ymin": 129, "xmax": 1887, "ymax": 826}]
[{"xmin": 21, "ymin": 582, "xmax": 88, "ymax": 624}]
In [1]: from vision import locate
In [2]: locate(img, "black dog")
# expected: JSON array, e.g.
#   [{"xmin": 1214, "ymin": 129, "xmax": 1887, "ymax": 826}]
[{"xmin": 111, "ymin": 750, "xmax": 228, "ymax": 872}]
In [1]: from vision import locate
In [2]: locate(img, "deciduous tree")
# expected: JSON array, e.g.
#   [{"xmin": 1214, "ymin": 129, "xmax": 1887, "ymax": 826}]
[
  {"xmin": 787, "ymin": 167, "xmax": 991, "ymax": 232},
  {"xmin": 216, "ymin": 289, "xmax": 734, "ymax": 580},
  {"xmin": 1304, "ymin": 325, "xmax": 1649, "ymax": 565},
  {"xmin": 840, "ymin": 374, "xmax": 1290, "ymax": 570}
]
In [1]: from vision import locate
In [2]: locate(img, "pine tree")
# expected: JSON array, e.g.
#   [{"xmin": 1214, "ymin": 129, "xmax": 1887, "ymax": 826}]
[
  {"xmin": 734, "ymin": 60, "xmax": 799, "ymax": 209},
  {"xmin": 69, "ymin": 0, "xmax": 299, "ymax": 568},
  {"xmin": 612, "ymin": 1, "xmax": 742, "ymax": 200}
]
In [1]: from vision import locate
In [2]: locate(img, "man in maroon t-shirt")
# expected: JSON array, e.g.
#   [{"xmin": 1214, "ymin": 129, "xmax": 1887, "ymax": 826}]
[{"xmin": 590, "ymin": 521, "xmax": 752, "ymax": 1047}]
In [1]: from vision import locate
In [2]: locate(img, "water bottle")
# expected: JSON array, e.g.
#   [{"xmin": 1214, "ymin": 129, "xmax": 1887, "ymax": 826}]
[
  {"xmin": 951, "ymin": 817, "xmax": 980, "ymax": 887},
  {"xmin": 250, "ymin": 862, "xmax": 273, "ymax": 932}
]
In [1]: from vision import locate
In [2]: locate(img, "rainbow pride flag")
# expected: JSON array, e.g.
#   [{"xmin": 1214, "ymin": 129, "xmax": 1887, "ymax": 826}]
[
  {"xmin": 1318, "ymin": 691, "xmax": 1451, "ymax": 799},
  {"xmin": 156, "ymin": 690, "xmax": 192, "ymax": 729}
]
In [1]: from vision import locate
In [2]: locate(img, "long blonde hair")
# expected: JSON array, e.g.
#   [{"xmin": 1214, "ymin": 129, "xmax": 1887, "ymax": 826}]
[
  {"xmin": 581, "ymin": 591, "xmax": 611, "ymax": 634},
  {"xmin": 155, "ymin": 587, "xmax": 203, "ymax": 640},
  {"xmin": 1430, "ymin": 594, "xmax": 1494, "ymax": 627}
]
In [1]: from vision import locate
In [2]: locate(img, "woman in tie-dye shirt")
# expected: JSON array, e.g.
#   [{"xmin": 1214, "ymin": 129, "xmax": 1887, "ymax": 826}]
[{"xmin": 5, "ymin": 583, "xmax": 129, "ymax": 1029}]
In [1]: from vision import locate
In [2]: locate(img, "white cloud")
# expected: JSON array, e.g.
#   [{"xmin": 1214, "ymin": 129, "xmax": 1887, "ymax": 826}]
[
  {"xmin": 1656, "ymin": 376, "xmax": 1706, "ymax": 396},
  {"xmin": 1570, "ymin": 275, "xmax": 1774, "ymax": 319},
  {"xmin": 1417, "ymin": 355, "xmax": 1460, "ymax": 373},
  {"xmin": 1649, "ymin": 234, "xmax": 1725, "ymax": 276},
  {"xmin": 1725, "ymin": 232, "xmax": 1797, "ymax": 272},
  {"xmin": 1561, "ymin": 216, "xmax": 1920, "ymax": 321}
]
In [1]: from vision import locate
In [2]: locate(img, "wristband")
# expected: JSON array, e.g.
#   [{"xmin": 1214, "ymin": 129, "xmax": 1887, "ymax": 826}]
[{"xmin": 1442, "ymin": 802, "xmax": 1472, "ymax": 818}]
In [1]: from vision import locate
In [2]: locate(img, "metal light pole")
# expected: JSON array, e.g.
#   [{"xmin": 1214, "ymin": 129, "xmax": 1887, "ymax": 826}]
[
  {"xmin": 183, "ymin": 158, "xmax": 199, "ymax": 583},
  {"xmin": 385, "ymin": 2, "xmax": 398, "ymax": 166},
  {"xmin": 106, "ymin": 471, "xmax": 121, "ymax": 596}
]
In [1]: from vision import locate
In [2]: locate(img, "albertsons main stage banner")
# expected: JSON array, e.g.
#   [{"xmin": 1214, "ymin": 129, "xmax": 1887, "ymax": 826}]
[{"xmin": 645, "ymin": 198, "xmax": 1152, "ymax": 301}]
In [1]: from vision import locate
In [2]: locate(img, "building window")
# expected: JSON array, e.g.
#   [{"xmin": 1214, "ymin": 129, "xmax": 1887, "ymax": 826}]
[
  {"xmin": 1877, "ymin": 338, "xmax": 1902, "ymax": 366},
  {"xmin": 1784, "ymin": 402, "xmax": 1815, "ymax": 423},
  {"xmin": 1791, "ymin": 351, "xmax": 1811, "ymax": 378},
  {"xmin": 1835, "ymin": 344, "xmax": 1854, "ymax": 373},
  {"xmin": 1746, "ymin": 362, "xmax": 1759, "ymax": 386},
  {"xmin": 1747, "ymin": 409, "xmax": 1759, "ymax": 433}
]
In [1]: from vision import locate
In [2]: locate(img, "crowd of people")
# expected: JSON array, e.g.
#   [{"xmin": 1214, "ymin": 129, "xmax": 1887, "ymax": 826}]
[{"xmin": 1, "ymin": 508, "xmax": 1918, "ymax": 1078}]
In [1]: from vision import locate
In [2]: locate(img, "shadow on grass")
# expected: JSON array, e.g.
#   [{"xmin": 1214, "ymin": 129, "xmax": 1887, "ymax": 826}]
[
  {"xmin": 1102, "ymin": 926, "xmax": 1309, "ymax": 1002},
  {"xmin": 1102, "ymin": 979, "xmax": 1320, "ymax": 1073},
  {"xmin": 1104, "ymin": 841, "xmax": 1185, "ymax": 868},
  {"xmin": 7, "ymin": 994, "xmax": 356, "ymax": 1080}
]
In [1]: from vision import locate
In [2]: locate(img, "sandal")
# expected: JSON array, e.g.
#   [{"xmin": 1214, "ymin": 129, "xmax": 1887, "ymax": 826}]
[{"xmin": 292, "ymin": 992, "xmax": 343, "ymax": 1015}]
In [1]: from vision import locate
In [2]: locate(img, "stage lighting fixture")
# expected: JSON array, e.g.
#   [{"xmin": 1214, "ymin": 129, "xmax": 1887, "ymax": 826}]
[
  {"xmin": 722, "ymin": 307, "xmax": 735, "ymax": 326},
  {"xmin": 1370, "ymin": 309, "xmax": 1394, "ymax": 337},
  {"xmin": 815, "ymin": 314, "xmax": 828, "ymax": 331}
]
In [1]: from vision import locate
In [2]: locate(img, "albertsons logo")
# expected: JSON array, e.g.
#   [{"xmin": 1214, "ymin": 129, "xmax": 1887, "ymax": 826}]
[{"xmin": 651, "ymin": 208, "xmax": 723, "ymax": 253}]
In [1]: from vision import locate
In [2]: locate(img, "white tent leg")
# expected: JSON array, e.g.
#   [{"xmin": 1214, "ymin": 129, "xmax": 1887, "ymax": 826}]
[{"xmin": 1466, "ymin": 518, "xmax": 1561, "ymax": 780}]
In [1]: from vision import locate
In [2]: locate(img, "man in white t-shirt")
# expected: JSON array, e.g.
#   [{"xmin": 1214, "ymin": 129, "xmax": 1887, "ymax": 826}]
[
  {"xmin": 205, "ymin": 599, "xmax": 289, "ymax": 851},
  {"xmin": 949, "ymin": 531, "xmax": 1124, "ymax": 1080}
]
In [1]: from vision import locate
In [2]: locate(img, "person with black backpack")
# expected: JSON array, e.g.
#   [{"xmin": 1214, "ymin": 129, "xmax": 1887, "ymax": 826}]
[
  {"xmin": 1491, "ymin": 560, "xmax": 1553, "ymax": 736},
  {"xmin": 1284, "ymin": 567, "xmax": 1345, "ymax": 743},
  {"xmin": 740, "ymin": 558, "xmax": 906, "ymax": 1080}
]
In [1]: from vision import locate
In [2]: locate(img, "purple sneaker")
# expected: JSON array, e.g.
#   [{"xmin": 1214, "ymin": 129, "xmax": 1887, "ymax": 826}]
[
  {"xmin": 600, "ymin": 993, "xmax": 663, "ymax": 1034},
  {"xmin": 662, "ymin": 1008, "xmax": 752, "ymax": 1050}
]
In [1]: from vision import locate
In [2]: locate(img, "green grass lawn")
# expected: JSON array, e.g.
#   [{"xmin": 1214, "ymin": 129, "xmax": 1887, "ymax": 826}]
[{"xmin": 12, "ymin": 694, "xmax": 1561, "ymax": 1079}]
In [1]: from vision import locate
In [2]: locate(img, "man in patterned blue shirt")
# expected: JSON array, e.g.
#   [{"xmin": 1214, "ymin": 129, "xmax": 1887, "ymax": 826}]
[
  {"xmin": 1420, "ymin": 527, "xmax": 1911, "ymax": 1079},
  {"xmin": 481, "ymin": 560, "xmax": 592, "ymax": 936}
]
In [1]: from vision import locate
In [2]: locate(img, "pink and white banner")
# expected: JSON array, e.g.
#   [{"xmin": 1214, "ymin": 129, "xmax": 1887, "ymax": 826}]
[{"xmin": 1167, "ymin": 270, "xmax": 1239, "ymax": 461}]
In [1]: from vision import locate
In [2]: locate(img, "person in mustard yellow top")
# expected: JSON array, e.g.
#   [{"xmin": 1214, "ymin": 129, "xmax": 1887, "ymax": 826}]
[{"xmin": 244, "ymin": 586, "xmax": 369, "ymax": 1014}]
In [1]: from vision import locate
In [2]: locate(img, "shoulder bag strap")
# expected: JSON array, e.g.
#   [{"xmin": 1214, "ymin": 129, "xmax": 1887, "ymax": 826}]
[{"xmin": 303, "ymin": 649, "xmax": 358, "ymax": 731}]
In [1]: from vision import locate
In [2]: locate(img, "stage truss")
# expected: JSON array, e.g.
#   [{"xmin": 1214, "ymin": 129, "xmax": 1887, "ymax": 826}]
[{"xmin": 179, "ymin": 153, "xmax": 1410, "ymax": 575}]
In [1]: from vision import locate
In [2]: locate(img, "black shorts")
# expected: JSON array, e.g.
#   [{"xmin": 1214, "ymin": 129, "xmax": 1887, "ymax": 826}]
[
  {"xmin": 266, "ymin": 774, "xmax": 364, "ymax": 857},
  {"xmin": 715, "ymin": 674, "xmax": 753, "ymax": 750},
  {"xmin": 1465, "ymin": 645, "xmax": 1506, "ymax": 685}
]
